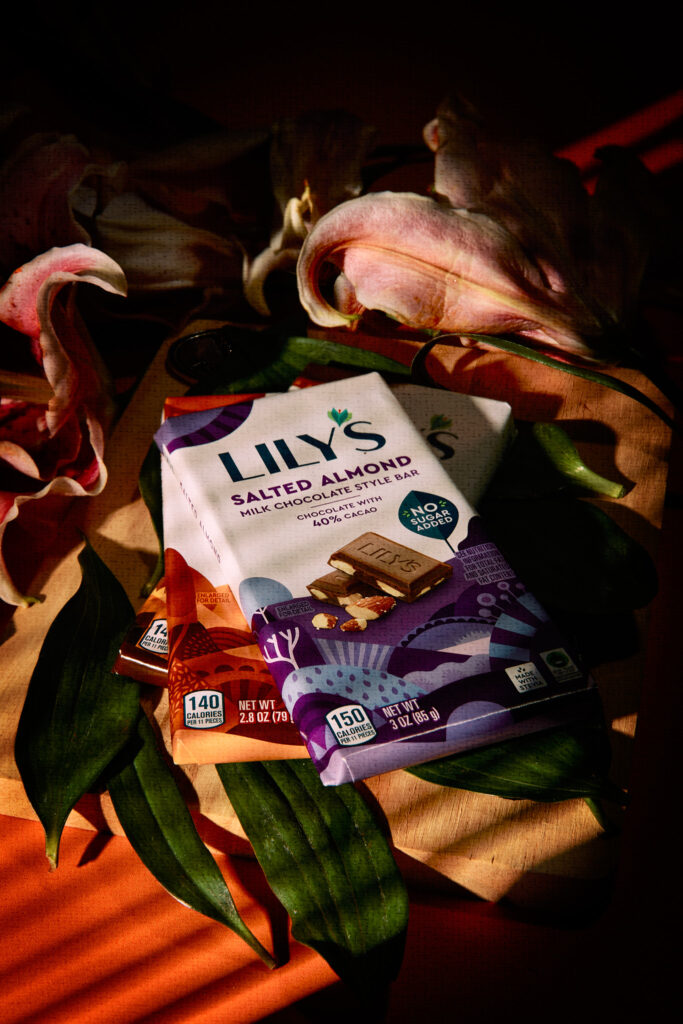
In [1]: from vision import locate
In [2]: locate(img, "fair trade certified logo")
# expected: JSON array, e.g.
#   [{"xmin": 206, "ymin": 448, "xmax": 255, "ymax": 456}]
[{"xmin": 540, "ymin": 648, "xmax": 582, "ymax": 683}]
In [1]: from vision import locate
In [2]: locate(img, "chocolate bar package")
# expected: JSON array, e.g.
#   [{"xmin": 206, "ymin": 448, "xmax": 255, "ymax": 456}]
[
  {"xmin": 160, "ymin": 393, "xmax": 307, "ymax": 765},
  {"xmin": 112, "ymin": 580, "xmax": 168, "ymax": 687},
  {"xmin": 156, "ymin": 373, "xmax": 594, "ymax": 785},
  {"xmin": 291, "ymin": 378, "xmax": 516, "ymax": 509},
  {"xmin": 115, "ymin": 382, "xmax": 515, "ymax": 690}
]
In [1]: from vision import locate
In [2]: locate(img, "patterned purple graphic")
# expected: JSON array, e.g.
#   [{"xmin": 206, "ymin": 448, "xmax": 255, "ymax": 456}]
[{"xmin": 157, "ymin": 401, "xmax": 254, "ymax": 454}]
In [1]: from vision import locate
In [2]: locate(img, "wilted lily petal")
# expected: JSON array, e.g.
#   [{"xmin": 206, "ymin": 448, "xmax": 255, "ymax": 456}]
[
  {"xmin": 423, "ymin": 96, "xmax": 592, "ymax": 278},
  {"xmin": 94, "ymin": 192, "xmax": 243, "ymax": 294},
  {"xmin": 245, "ymin": 111, "xmax": 376, "ymax": 316},
  {"xmin": 423, "ymin": 96, "xmax": 658, "ymax": 343},
  {"xmin": 585, "ymin": 145, "xmax": 663, "ymax": 326},
  {"xmin": 298, "ymin": 97, "xmax": 657, "ymax": 364},
  {"xmin": 0, "ymin": 244, "xmax": 126, "ymax": 606},
  {"xmin": 0, "ymin": 131, "xmax": 109, "ymax": 278},
  {"xmin": 269, "ymin": 110, "xmax": 377, "ymax": 222},
  {"xmin": 297, "ymin": 190, "xmax": 603, "ymax": 358}
]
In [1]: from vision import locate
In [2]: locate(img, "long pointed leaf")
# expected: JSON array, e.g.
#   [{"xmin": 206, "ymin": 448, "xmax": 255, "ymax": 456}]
[
  {"xmin": 107, "ymin": 712, "xmax": 276, "ymax": 968},
  {"xmin": 484, "ymin": 422, "xmax": 626, "ymax": 501},
  {"xmin": 179, "ymin": 324, "xmax": 411, "ymax": 395},
  {"xmin": 530, "ymin": 422, "xmax": 626, "ymax": 498},
  {"xmin": 407, "ymin": 715, "xmax": 625, "ymax": 805},
  {"xmin": 479, "ymin": 494, "xmax": 658, "ymax": 614},
  {"xmin": 14, "ymin": 539, "xmax": 142, "ymax": 869},
  {"xmin": 274, "ymin": 333, "xmax": 412, "ymax": 381},
  {"xmin": 217, "ymin": 760, "xmax": 408, "ymax": 992}
]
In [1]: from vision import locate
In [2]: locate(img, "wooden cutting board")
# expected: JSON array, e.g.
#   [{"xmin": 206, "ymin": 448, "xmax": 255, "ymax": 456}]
[{"xmin": 0, "ymin": 322, "xmax": 673, "ymax": 911}]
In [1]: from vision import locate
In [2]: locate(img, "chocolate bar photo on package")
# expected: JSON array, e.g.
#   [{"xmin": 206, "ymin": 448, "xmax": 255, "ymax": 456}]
[
  {"xmin": 156, "ymin": 372, "xmax": 596, "ymax": 786},
  {"xmin": 328, "ymin": 531, "xmax": 452, "ymax": 602},
  {"xmin": 306, "ymin": 569, "xmax": 378, "ymax": 605}
]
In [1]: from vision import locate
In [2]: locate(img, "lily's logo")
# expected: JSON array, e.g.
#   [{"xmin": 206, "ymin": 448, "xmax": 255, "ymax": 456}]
[
  {"xmin": 218, "ymin": 406, "xmax": 386, "ymax": 482},
  {"xmin": 328, "ymin": 407, "xmax": 352, "ymax": 426},
  {"xmin": 425, "ymin": 413, "xmax": 459, "ymax": 462}
]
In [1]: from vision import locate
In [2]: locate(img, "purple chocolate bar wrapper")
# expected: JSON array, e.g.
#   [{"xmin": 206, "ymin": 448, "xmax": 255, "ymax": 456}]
[{"xmin": 252, "ymin": 516, "xmax": 595, "ymax": 785}]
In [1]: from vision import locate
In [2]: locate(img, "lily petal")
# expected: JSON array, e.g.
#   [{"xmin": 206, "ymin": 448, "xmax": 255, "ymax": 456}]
[
  {"xmin": 297, "ymin": 191, "xmax": 602, "ymax": 359},
  {"xmin": 245, "ymin": 111, "xmax": 376, "ymax": 315},
  {"xmin": 94, "ymin": 192, "xmax": 243, "ymax": 294},
  {"xmin": 0, "ymin": 133, "xmax": 95, "ymax": 277},
  {"xmin": 586, "ymin": 145, "xmax": 662, "ymax": 324},
  {"xmin": 423, "ymin": 96, "xmax": 655, "ymax": 353},
  {"xmin": 0, "ymin": 244, "xmax": 126, "ymax": 606},
  {"xmin": 424, "ymin": 95, "xmax": 591, "ymax": 277}
]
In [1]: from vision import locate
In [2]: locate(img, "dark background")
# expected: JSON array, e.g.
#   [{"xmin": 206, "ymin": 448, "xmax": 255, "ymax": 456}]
[
  {"xmin": 2, "ymin": 6, "xmax": 681, "ymax": 1022},
  {"xmin": 3, "ymin": 4, "xmax": 681, "ymax": 155}
]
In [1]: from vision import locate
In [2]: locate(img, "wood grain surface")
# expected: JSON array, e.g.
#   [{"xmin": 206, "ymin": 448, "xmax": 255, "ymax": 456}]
[{"xmin": 0, "ymin": 322, "xmax": 673, "ymax": 910}]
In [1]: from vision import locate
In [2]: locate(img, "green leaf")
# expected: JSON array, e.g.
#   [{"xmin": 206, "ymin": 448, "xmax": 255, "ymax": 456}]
[
  {"xmin": 138, "ymin": 440, "xmax": 164, "ymax": 596},
  {"xmin": 407, "ymin": 715, "xmax": 625, "ymax": 805},
  {"xmin": 485, "ymin": 423, "xmax": 626, "ymax": 501},
  {"xmin": 189, "ymin": 325, "xmax": 411, "ymax": 396},
  {"xmin": 530, "ymin": 422, "xmax": 626, "ymax": 498},
  {"xmin": 479, "ymin": 494, "xmax": 658, "ymax": 614},
  {"xmin": 107, "ymin": 713, "xmax": 276, "ymax": 968},
  {"xmin": 14, "ymin": 539, "xmax": 142, "ymax": 869},
  {"xmin": 275, "ymin": 332, "xmax": 412, "ymax": 382},
  {"xmin": 216, "ymin": 760, "xmax": 408, "ymax": 993}
]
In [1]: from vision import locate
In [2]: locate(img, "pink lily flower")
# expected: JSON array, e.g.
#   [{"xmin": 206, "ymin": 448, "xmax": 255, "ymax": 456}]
[
  {"xmin": 0, "ymin": 244, "xmax": 126, "ymax": 606},
  {"xmin": 297, "ymin": 97, "xmax": 657, "ymax": 364}
]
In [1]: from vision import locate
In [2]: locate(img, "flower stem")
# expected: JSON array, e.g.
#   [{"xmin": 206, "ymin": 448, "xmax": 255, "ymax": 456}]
[
  {"xmin": 0, "ymin": 370, "xmax": 53, "ymax": 405},
  {"xmin": 419, "ymin": 333, "xmax": 680, "ymax": 435}
]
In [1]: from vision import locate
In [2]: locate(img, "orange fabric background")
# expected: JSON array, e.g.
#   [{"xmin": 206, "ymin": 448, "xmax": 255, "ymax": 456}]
[{"xmin": 0, "ymin": 813, "xmax": 337, "ymax": 1024}]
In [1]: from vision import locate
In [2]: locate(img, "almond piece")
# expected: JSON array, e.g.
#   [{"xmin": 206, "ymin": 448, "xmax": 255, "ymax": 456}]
[
  {"xmin": 336, "ymin": 592, "xmax": 366, "ymax": 606},
  {"xmin": 345, "ymin": 595, "xmax": 396, "ymax": 620},
  {"xmin": 312, "ymin": 612, "xmax": 338, "ymax": 629},
  {"xmin": 340, "ymin": 617, "xmax": 367, "ymax": 632}
]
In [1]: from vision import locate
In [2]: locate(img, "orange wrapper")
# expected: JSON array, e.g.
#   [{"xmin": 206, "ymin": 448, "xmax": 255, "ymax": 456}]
[{"xmin": 161, "ymin": 393, "xmax": 307, "ymax": 765}]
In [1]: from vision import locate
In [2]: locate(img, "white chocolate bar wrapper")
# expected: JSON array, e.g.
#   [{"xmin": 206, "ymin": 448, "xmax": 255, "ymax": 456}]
[
  {"xmin": 389, "ymin": 382, "xmax": 515, "ymax": 507},
  {"xmin": 156, "ymin": 373, "xmax": 596, "ymax": 785}
]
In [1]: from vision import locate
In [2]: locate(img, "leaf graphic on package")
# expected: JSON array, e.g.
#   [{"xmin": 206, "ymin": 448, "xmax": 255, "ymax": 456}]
[
  {"xmin": 328, "ymin": 407, "xmax": 352, "ymax": 425},
  {"xmin": 398, "ymin": 490, "xmax": 459, "ymax": 553}
]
